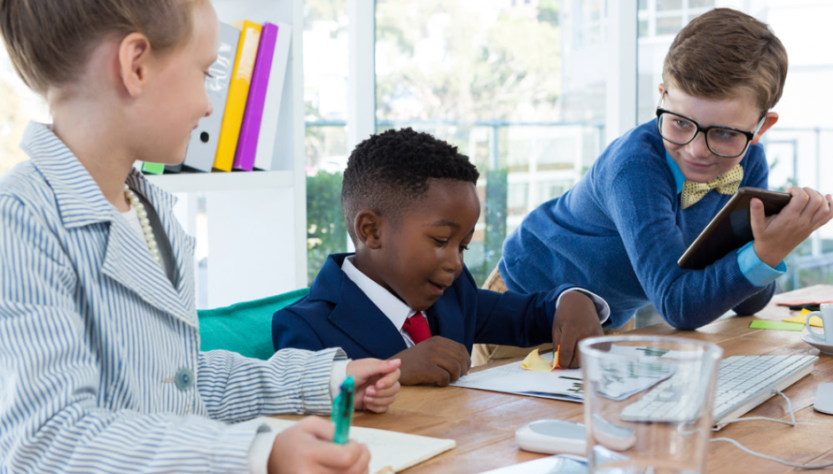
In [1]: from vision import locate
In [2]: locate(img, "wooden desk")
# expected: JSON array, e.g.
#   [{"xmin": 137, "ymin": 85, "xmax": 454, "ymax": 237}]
[{"xmin": 344, "ymin": 285, "xmax": 833, "ymax": 473}]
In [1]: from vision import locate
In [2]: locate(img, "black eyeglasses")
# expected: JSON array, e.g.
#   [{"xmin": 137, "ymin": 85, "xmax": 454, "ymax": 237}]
[{"xmin": 655, "ymin": 94, "xmax": 766, "ymax": 158}]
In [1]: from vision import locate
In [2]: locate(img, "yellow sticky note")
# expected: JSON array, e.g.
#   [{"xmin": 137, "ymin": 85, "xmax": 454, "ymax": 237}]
[
  {"xmin": 521, "ymin": 348, "xmax": 559, "ymax": 372},
  {"xmin": 782, "ymin": 308, "xmax": 823, "ymax": 328}
]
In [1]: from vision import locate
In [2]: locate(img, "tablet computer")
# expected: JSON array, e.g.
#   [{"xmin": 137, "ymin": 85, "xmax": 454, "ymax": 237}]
[{"xmin": 677, "ymin": 187, "xmax": 791, "ymax": 270}]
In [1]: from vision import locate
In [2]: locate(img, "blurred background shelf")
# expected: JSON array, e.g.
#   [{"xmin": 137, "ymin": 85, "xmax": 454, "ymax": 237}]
[{"xmin": 146, "ymin": 170, "xmax": 294, "ymax": 194}]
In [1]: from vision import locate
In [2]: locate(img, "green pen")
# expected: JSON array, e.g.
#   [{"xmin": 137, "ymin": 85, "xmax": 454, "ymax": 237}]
[{"xmin": 331, "ymin": 375, "xmax": 355, "ymax": 444}]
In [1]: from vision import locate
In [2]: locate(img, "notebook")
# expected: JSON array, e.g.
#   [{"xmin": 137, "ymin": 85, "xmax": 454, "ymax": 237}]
[{"xmin": 259, "ymin": 417, "xmax": 456, "ymax": 474}]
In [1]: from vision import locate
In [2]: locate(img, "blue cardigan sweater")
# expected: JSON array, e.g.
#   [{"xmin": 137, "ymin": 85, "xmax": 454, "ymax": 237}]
[{"xmin": 499, "ymin": 120, "xmax": 777, "ymax": 330}]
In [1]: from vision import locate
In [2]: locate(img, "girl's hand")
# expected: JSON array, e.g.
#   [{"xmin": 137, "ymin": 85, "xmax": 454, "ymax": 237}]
[
  {"xmin": 345, "ymin": 358, "xmax": 401, "ymax": 413},
  {"xmin": 268, "ymin": 417, "xmax": 370, "ymax": 474}
]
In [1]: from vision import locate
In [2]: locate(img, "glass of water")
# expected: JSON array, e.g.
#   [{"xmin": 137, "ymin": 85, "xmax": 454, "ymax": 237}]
[{"xmin": 579, "ymin": 336, "xmax": 723, "ymax": 474}]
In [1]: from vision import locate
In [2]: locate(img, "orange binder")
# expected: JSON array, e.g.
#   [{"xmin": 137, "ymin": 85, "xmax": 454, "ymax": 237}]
[{"xmin": 213, "ymin": 20, "xmax": 262, "ymax": 172}]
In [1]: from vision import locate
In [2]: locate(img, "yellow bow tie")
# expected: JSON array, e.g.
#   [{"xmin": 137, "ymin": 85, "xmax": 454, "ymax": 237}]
[{"xmin": 681, "ymin": 165, "xmax": 743, "ymax": 209}]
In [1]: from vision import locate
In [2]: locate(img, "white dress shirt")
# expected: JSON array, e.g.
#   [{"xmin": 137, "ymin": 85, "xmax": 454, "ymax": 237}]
[{"xmin": 341, "ymin": 256, "xmax": 427, "ymax": 347}]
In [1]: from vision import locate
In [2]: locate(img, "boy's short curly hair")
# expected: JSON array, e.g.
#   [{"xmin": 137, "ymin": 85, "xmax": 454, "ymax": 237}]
[
  {"xmin": 341, "ymin": 128, "xmax": 480, "ymax": 243},
  {"xmin": 663, "ymin": 8, "xmax": 788, "ymax": 113},
  {"xmin": 0, "ymin": 0, "xmax": 202, "ymax": 95}
]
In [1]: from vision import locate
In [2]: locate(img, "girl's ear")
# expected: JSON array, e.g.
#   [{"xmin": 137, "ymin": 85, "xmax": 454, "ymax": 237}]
[
  {"xmin": 355, "ymin": 210, "xmax": 384, "ymax": 250},
  {"xmin": 118, "ymin": 32, "xmax": 152, "ymax": 97}
]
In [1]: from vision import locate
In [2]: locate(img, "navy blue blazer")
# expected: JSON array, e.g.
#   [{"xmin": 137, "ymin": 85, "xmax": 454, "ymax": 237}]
[{"xmin": 272, "ymin": 253, "xmax": 572, "ymax": 360}]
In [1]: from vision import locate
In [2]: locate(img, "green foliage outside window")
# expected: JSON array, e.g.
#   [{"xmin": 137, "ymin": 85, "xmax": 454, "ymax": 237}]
[
  {"xmin": 471, "ymin": 168, "xmax": 509, "ymax": 285},
  {"xmin": 306, "ymin": 172, "xmax": 348, "ymax": 283}
]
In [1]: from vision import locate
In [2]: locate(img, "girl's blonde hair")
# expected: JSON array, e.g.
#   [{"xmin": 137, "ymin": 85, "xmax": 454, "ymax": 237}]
[{"xmin": 0, "ymin": 0, "xmax": 199, "ymax": 95}]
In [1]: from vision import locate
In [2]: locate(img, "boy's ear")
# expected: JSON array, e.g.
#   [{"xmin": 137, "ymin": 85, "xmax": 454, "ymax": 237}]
[
  {"xmin": 355, "ymin": 210, "xmax": 384, "ymax": 250},
  {"xmin": 750, "ymin": 112, "xmax": 779, "ymax": 145},
  {"xmin": 118, "ymin": 32, "xmax": 153, "ymax": 98}
]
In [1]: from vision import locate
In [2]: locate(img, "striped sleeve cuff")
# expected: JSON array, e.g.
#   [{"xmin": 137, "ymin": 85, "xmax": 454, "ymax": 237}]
[
  {"xmin": 300, "ymin": 347, "xmax": 348, "ymax": 415},
  {"xmin": 737, "ymin": 241, "xmax": 786, "ymax": 288},
  {"xmin": 248, "ymin": 424, "xmax": 280, "ymax": 474},
  {"xmin": 208, "ymin": 418, "xmax": 269, "ymax": 474}
]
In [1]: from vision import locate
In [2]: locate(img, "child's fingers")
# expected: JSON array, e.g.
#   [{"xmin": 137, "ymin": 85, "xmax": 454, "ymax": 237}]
[
  {"xmin": 447, "ymin": 342, "xmax": 471, "ymax": 375},
  {"xmin": 432, "ymin": 355, "xmax": 464, "ymax": 385},
  {"xmin": 551, "ymin": 325, "xmax": 562, "ymax": 360},
  {"xmin": 366, "ymin": 393, "xmax": 397, "ymax": 406},
  {"xmin": 788, "ymin": 186, "xmax": 810, "ymax": 213},
  {"xmin": 810, "ymin": 194, "xmax": 833, "ymax": 226},
  {"xmin": 373, "ymin": 369, "xmax": 401, "ymax": 391},
  {"xmin": 776, "ymin": 186, "xmax": 807, "ymax": 219},
  {"xmin": 749, "ymin": 198, "xmax": 768, "ymax": 237},
  {"xmin": 348, "ymin": 358, "xmax": 401, "ymax": 386},
  {"xmin": 427, "ymin": 360, "xmax": 456, "ymax": 387},
  {"xmin": 433, "ymin": 341, "xmax": 469, "ymax": 377},
  {"xmin": 363, "ymin": 394, "xmax": 397, "ymax": 412},
  {"xmin": 799, "ymin": 187, "xmax": 824, "ymax": 219},
  {"xmin": 318, "ymin": 441, "xmax": 368, "ymax": 470},
  {"xmin": 558, "ymin": 335, "xmax": 578, "ymax": 369},
  {"xmin": 380, "ymin": 358, "xmax": 401, "ymax": 373},
  {"xmin": 363, "ymin": 405, "xmax": 388, "ymax": 414},
  {"xmin": 373, "ymin": 381, "xmax": 400, "ymax": 399},
  {"xmin": 299, "ymin": 416, "xmax": 336, "ymax": 441},
  {"xmin": 340, "ymin": 444, "xmax": 371, "ymax": 474},
  {"xmin": 445, "ymin": 340, "xmax": 471, "ymax": 374}
]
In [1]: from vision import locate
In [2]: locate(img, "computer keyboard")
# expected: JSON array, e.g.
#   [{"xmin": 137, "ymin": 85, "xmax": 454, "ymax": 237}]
[{"xmin": 620, "ymin": 355, "xmax": 818, "ymax": 426}]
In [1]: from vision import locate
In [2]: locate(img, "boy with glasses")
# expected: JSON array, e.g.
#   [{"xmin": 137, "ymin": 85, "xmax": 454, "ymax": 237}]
[{"xmin": 477, "ymin": 8, "xmax": 832, "ymax": 364}]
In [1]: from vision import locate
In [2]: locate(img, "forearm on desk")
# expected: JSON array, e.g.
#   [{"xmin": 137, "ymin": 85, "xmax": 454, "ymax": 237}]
[{"xmin": 198, "ymin": 347, "xmax": 347, "ymax": 421}]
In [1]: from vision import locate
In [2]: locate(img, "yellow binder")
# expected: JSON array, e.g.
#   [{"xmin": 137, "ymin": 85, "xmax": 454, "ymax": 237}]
[{"xmin": 213, "ymin": 20, "xmax": 262, "ymax": 172}]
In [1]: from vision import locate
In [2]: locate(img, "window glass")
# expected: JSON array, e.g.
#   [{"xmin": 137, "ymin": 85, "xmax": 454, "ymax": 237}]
[{"xmin": 375, "ymin": 0, "xmax": 607, "ymax": 285}]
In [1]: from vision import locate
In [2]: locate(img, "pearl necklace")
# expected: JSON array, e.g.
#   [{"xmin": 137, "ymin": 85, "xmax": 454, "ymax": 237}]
[{"xmin": 124, "ymin": 185, "xmax": 162, "ymax": 266}]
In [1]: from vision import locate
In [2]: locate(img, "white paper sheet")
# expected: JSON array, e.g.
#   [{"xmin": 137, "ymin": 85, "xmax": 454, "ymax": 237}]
[{"xmin": 452, "ymin": 347, "xmax": 677, "ymax": 402}]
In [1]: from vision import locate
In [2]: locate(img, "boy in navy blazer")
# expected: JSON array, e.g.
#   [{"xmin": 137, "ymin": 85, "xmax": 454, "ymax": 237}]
[{"xmin": 273, "ymin": 128, "xmax": 610, "ymax": 385}]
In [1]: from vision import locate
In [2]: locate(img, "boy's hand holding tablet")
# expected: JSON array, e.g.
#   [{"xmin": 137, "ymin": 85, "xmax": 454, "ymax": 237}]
[{"xmin": 751, "ymin": 186, "xmax": 833, "ymax": 268}]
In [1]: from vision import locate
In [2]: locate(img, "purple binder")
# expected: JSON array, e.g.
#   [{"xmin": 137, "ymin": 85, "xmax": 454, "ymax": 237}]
[{"xmin": 233, "ymin": 22, "xmax": 278, "ymax": 171}]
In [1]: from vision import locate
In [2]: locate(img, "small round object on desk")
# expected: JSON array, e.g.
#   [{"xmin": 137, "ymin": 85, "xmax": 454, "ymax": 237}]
[
  {"xmin": 515, "ymin": 419, "xmax": 586, "ymax": 455},
  {"xmin": 175, "ymin": 367, "xmax": 195, "ymax": 391}
]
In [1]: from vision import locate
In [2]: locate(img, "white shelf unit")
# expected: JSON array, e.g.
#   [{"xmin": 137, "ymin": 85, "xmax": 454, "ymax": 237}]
[
  {"xmin": 147, "ymin": 170, "xmax": 294, "ymax": 194},
  {"xmin": 155, "ymin": 0, "xmax": 307, "ymax": 309}
]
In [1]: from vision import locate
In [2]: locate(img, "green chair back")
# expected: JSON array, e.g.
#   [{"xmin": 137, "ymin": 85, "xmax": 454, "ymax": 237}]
[{"xmin": 197, "ymin": 288, "xmax": 310, "ymax": 360}]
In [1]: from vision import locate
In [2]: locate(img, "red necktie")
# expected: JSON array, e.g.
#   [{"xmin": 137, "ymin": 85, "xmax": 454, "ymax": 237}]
[{"xmin": 402, "ymin": 313, "xmax": 431, "ymax": 345}]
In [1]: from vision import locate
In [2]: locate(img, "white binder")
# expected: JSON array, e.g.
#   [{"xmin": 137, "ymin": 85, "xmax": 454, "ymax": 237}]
[
  {"xmin": 253, "ymin": 22, "xmax": 292, "ymax": 171},
  {"xmin": 182, "ymin": 22, "xmax": 241, "ymax": 172}
]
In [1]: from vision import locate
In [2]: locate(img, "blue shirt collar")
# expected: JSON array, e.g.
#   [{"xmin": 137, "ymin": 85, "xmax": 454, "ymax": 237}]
[{"xmin": 665, "ymin": 152, "xmax": 686, "ymax": 195}]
